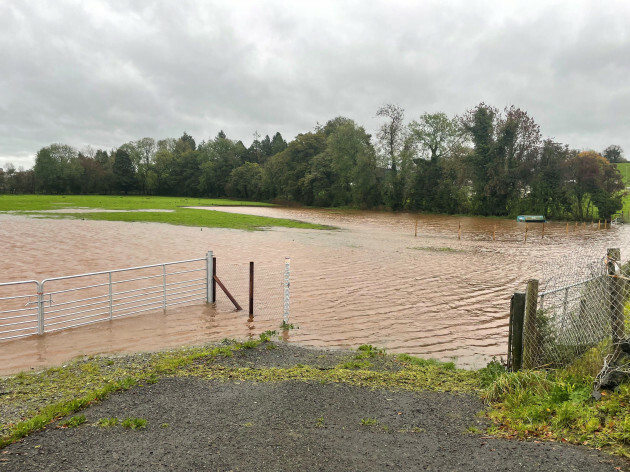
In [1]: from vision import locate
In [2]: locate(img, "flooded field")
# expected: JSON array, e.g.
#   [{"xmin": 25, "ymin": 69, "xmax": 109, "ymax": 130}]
[{"xmin": 1, "ymin": 208, "xmax": 628, "ymax": 374}]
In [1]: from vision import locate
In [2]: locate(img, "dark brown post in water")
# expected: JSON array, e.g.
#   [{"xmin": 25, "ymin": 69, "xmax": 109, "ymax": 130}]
[
  {"xmin": 212, "ymin": 257, "xmax": 217, "ymax": 303},
  {"xmin": 508, "ymin": 292, "xmax": 526, "ymax": 371},
  {"xmin": 608, "ymin": 248, "xmax": 625, "ymax": 344},
  {"xmin": 249, "ymin": 261, "xmax": 254, "ymax": 316},
  {"xmin": 522, "ymin": 279, "xmax": 540, "ymax": 369},
  {"xmin": 524, "ymin": 222, "xmax": 528, "ymax": 242}
]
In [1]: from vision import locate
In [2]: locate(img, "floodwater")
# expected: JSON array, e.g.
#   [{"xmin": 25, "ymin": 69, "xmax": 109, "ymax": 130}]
[{"xmin": 0, "ymin": 208, "xmax": 628, "ymax": 375}]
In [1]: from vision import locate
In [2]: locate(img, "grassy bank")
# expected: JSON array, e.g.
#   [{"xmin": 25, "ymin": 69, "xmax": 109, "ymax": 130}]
[
  {"xmin": 1, "ymin": 338, "xmax": 629, "ymax": 458},
  {"xmin": 481, "ymin": 360, "xmax": 630, "ymax": 457},
  {"xmin": 0, "ymin": 195, "xmax": 331, "ymax": 231}
]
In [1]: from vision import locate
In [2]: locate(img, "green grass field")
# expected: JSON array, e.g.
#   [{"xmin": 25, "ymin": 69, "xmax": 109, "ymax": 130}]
[
  {"xmin": 616, "ymin": 163, "xmax": 630, "ymax": 218},
  {"xmin": 0, "ymin": 195, "xmax": 330, "ymax": 231}
]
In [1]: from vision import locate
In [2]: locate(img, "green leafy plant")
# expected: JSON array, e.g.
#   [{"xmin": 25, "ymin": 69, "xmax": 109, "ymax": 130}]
[
  {"xmin": 259, "ymin": 330, "xmax": 277, "ymax": 342},
  {"xmin": 280, "ymin": 321, "xmax": 297, "ymax": 330},
  {"xmin": 356, "ymin": 345, "xmax": 385, "ymax": 359},
  {"xmin": 121, "ymin": 417, "xmax": 147, "ymax": 430},
  {"xmin": 339, "ymin": 360, "xmax": 372, "ymax": 370},
  {"xmin": 97, "ymin": 417, "xmax": 119, "ymax": 427},
  {"xmin": 61, "ymin": 415, "xmax": 86, "ymax": 428}
]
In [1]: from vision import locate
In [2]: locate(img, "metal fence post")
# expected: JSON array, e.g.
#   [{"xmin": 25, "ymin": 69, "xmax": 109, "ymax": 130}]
[
  {"xmin": 283, "ymin": 257, "xmax": 290, "ymax": 324},
  {"xmin": 206, "ymin": 251, "xmax": 214, "ymax": 303},
  {"xmin": 37, "ymin": 282, "xmax": 45, "ymax": 335},
  {"xmin": 162, "ymin": 264, "xmax": 167, "ymax": 310},
  {"xmin": 108, "ymin": 272, "xmax": 113, "ymax": 320}
]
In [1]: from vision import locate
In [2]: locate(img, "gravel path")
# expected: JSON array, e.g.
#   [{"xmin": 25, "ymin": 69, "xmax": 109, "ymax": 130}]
[{"xmin": 1, "ymin": 345, "xmax": 628, "ymax": 471}]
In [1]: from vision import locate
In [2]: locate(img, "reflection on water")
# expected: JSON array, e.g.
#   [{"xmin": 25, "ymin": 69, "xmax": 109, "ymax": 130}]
[{"xmin": 0, "ymin": 209, "xmax": 628, "ymax": 374}]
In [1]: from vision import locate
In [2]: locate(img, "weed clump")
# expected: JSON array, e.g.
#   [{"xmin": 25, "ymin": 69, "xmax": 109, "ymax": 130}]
[
  {"xmin": 60, "ymin": 415, "xmax": 86, "ymax": 428},
  {"xmin": 121, "ymin": 418, "xmax": 147, "ymax": 430}
]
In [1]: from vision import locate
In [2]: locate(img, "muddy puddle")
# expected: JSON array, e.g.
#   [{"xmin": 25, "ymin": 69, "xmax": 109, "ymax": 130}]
[{"xmin": 1, "ymin": 208, "xmax": 628, "ymax": 375}]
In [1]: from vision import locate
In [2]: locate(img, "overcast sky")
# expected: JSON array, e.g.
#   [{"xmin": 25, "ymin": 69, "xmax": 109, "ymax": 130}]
[{"xmin": 1, "ymin": 0, "xmax": 629, "ymax": 169}]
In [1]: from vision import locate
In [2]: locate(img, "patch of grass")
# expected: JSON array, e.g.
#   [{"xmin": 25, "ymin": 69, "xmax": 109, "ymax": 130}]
[
  {"xmin": 408, "ymin": 246, "xmax": 464, "ymax": 253},
  {"xmin": 146, "ymin": 373, "xmax": 159, "ymax": 384},
  {"xmin": 355, "ymin": 345, "xmax": 385, "ymax": 359},
  {"xmin": 338, "ymin": 360, "xmax": 373, "ymax": 370},
  {"xmin": 0, "ymin": 195, "xmax": 272, "ymax": 212},
  {"xmin": 0, "ymin": 195, "xmax": 332, "ymax": 231},
  {"xmin": 315, "ymin": 417, "xmax": 325, "ymax": 428},
  {"xmin": 280, "ymin": 321, "xmax": 297, "ymax": 330},
  {"xmin": 482, "ymin": 360, "xmax": 630, "ymax": 457},
  {"xmin": 616, "ymin": 163, "xmax": 630, "ymax": 218},
  {"xmin": 121, "ymin": 417, "xmax": 147, "ymax": 429},
  {"xmin": 97, "ymin": 417, "xmax": 119, "ymax": 427},
  {"xmin": 240, "ymin": 340, "xmax": 259, "ymax": 349},
  {"xmin": 396, "ymin": 353, "xmax": 455, "ymax": 370},
  {"xmin": 60, "ymin": 415, "xmax": 86, "ymax": 428},
  {"xmin": 259, "ymin": 331, "xmax": 277, "ymax": 343},
  {"xmin": 360, "ymin": 417, "xmax": 379, "ymax": 426}
]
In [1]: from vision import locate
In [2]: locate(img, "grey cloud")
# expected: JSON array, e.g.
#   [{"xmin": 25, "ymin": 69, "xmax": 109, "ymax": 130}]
[{"xmin": 1, "ymin": 0, "xmax": 629, "ymax": 170}]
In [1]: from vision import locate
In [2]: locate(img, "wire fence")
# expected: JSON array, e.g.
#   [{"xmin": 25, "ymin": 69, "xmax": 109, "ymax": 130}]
[{"xmin": 510, "ymin": 239, "xmax": 630, "ymax": 389}]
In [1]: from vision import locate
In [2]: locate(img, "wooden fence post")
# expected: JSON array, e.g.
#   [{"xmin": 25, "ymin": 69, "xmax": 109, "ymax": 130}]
[
  {"xmin": 608, "ymin": 248, "xmax": 625, "ymax": 344},
  {"xmin": 249, "ymin": 261, "xmax": 254, "ymax": 316},
  {"xmin": 212, "ymin": 257, "xmax": 217, "ymax": 303},
  {"xmin": 522, "ymin": 279, "xmax": 540, "ymax": 369},
  {"xmin": 508, "ymin": 292, "xmax": 526, "ymax": 371}
]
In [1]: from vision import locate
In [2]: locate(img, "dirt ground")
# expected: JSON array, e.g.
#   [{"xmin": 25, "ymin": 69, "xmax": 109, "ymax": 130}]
[{"xmin": 1, "ymin": 345, "xmax": 628, "ymax": 472}]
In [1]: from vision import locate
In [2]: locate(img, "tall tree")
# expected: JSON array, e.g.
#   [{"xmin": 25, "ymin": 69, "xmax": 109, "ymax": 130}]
[
  {"xmin": 408, "ymin": 112, "xmax": 464, "ymax": 212},
  {"xmin": 376, "ymin": 104, "xmax": 406, "ymax": 209},
  {"xmin": 33, "ymin": 144, "xmax": 82, "ymax": 193},
  {"xmin": 270, "ymin": 132, "xmax": 288, "ymax": 155},
  {"xmin": 112, "ymin": 148, "xmax": 137, "ymax": 194},
  {"xmin": 135, "ymin": 137, "xmax": 156, "ymax": 194},
  {"xmin": 463, "ymin": 104, "xmax": 541, "ymax": 215},
  {"xmin": 566, "ymin": 151, "xmax": 625, "ymax": 220},
  {"xmin": 602, "ymin": 145, "xmax": 625, "ymax": 163}
]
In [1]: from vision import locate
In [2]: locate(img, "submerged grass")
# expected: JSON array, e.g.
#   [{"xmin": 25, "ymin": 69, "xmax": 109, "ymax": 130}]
[
  {"xmin": 0, "ymin": 195, "xmax": 272, "ymax": 212},
  {"xmin": 0, "ymin": 194, "xmax": 331, "ymax": 231}
]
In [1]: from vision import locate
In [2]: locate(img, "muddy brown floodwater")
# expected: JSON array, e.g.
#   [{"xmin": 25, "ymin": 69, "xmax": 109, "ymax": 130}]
[{"xmin": 0, "ymin": 208, "xmax": 628, "ymax": 375}]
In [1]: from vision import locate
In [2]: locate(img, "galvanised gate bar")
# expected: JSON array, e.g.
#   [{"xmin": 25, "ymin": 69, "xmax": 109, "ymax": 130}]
[
  {"xmin": 0, "ymin": 252, "xmax": 211, "ymax": 341},
  {"xmin": 0, "ymin": 251, "xmax": 291, "ymax": 341}
]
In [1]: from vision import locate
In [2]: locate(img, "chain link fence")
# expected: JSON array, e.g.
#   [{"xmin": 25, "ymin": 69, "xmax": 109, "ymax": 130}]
[{"xmin": 509, "ymin": 239, "xmax": 630, "ymax": 389}]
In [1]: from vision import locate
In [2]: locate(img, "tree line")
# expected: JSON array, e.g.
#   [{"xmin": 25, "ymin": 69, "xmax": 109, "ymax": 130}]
[{"xmin": 0, "ymin": 103, "xmax": 626, "ymax": 220}]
